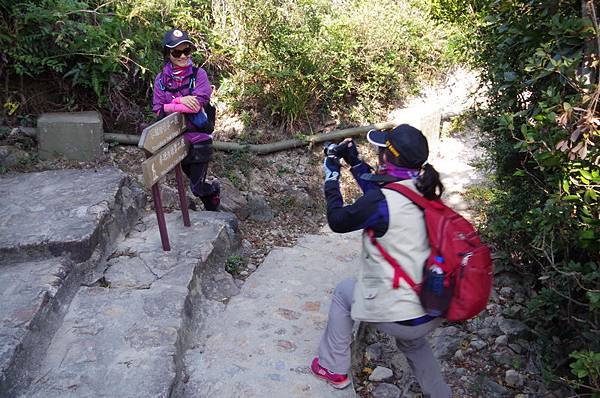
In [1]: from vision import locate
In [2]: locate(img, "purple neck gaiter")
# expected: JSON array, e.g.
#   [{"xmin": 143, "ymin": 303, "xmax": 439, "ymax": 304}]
[
  {"xmin": 162, "ymin": 61, "xmax": 193, "ymax": 87},
  {"xmin": 379, "ymin": 161, "xmax": 420, "ymax": 180}
]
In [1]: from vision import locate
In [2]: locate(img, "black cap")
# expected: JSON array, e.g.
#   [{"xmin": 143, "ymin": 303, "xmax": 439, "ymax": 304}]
[
  {"xmin": 162, "ymin": 29, "xmax": 194, "ymax": 48},
  {"xmin": 367, "ymin": 124, "xmax": 429, "ymax": 168}
]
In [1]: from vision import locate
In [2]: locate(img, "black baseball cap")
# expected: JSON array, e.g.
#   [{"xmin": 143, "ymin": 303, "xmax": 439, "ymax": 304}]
[
  {"xmin": 367, "ymin": 124, "xmax": 429, "ymax": 168},
  {"xmin": 162, "ymin": 29, "xmax": 194, "ymax": 48}
]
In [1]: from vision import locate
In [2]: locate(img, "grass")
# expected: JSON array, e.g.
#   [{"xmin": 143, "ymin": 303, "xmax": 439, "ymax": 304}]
[{"xmin": 225, "ymin": 255, "xmax": 245, "ymax": 275}]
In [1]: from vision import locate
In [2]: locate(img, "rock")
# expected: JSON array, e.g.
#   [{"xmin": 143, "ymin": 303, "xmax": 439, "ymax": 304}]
[
  {"xmin": 441, "ymin": 121, "xmax": 452, "ymax": 134},
  {"xmin": 498, "ymin": 319, "xmax": 528, "ymax": 336},
  {"xmin": 481, "ymin": 378, "xmax": 510, "ymax": 396},
  {"xmin": 284, "ymin": 187, "xmax": 316, "ymax": 209},
  {"xmin": 510, "ymin": 304, "xmax": 524, "ymax": 315},
  {"xmin": 508, "ymin": 343, "xmax": 523, "ymax": 354},
  {"xmin": 478, "ymin": 327, "xmax": 496, "ymax": 339},
  {"xmin": 364, "ymin": 324, "xmax": 379, "ymax": 345},
  {"xmin": 499, "ymin": 287, "xmax": 513, "ymax": 297},
  {"xmin": 229, "ymin": 169, "xmax": 248, "ymax": 189},
  {"xmin": 371, "ymin": 383, "xmax": 401, "ymax": 398},
  {"xmin": 219, "ymin": 178, "xmax": 249, "ymax": 219},
  {"xmin": 365, "ymin": 343, "xmax": 383, "ymax": 362},
  {"xmin": 430, "ymin": 326, "xmax": 463, "ymax": 359},
  {"xmin": 455, "ymin": 367, "xmax": 468, "ymax": 376},
  {"xmin": 505, "ymin": 369, "xmax": 524, "ymax": 387},
  {"xmin": 514, "ymin": 292, "xmax": 526, "ymax": 303},
  {"xmin": 489, "ymin": 289, "xmax": 500, "ymax": 303},
  {"xmin": 246, "ymin": 192, "xmax": 273, "ymax": 222},
  {"xmin": 470, "ymin": 339, "xmax": 487, "ymax": 350},
  {"xmin": 487, "ymin": 303, "xmax": 503, "ymax": 314},
  {"xmin": 369, "ymin": 366, "xmax": 393, "ymax": 382},
  {"xmin": 493, "ymin": 350, "xmax": 516, "ymax": 366},
  {"xmin": 454, "ymin": 349, "xmax": 465, "ymax": 360},
  {"xmin": 483, "ymin": 315, "xmax": 499, "ymax": 329},
  {"xmin": 241, "ymin": 238, "xmax": 252, "ymax": 250},
  {"xmin": 0, "ymin": 145, "xmax": 29, "ymax": 168},
  {"xmin": 495, "ymin": 335, "xmax": 509, "ymax": 346},
  {"xmin": 159, "ymin": 185, "xmax": 195, "ymax": 210},
  {"xmin": 388, "ymin": 352, "xmax": 410, "ymax": 376},
  {"xmin": 203, "ymin": 270, "xmax": 241, "ymax": 300}
]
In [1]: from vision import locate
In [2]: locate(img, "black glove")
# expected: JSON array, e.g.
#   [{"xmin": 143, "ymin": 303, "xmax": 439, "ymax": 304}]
[{"xmin": 335, "ymin": 140, "xmax": 360, "ymax": 167}]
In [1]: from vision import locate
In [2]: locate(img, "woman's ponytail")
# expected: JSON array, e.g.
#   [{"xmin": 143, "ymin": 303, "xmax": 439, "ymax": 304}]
[{"xmin": 416, "ymin": 163, "xmax": 444, "ymax": 200}]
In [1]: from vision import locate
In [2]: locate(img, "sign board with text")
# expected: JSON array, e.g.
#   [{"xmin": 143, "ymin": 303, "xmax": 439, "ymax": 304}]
[
  {"xmin": 139, "ymin": 112, "xmax": 186, "ymax": 154},
  {"xmin": 141, "ymin": 135, "xmax": 188, "ymax": 188}
]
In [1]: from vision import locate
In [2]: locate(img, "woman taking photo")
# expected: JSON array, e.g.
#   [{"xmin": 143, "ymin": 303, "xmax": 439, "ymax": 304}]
[{"xmin": 312, "ymin": 124, "xmax": 451, "ymax": 397}]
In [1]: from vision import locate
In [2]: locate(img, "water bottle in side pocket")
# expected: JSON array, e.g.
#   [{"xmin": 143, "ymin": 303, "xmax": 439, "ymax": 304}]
[{"xmin": 420, "ymin": 256, "xmax": 452, "ymax": 317}]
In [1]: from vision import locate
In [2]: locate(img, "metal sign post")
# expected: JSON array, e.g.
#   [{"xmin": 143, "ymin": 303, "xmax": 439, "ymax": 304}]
[{"xmin": 139, "ymin": 113, "xmax": 191, "ymax": 251}]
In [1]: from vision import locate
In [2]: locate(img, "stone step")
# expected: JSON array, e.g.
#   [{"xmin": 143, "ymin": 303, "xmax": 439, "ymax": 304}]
[
  {"xmin": 181, "ymin": 231, "xmax": 360, "ymax": 398},
  {"xmin": 0, "ymin": 168, "xmax": 146, "ymax": 395},
  {"xmin": 0, "ymin": 257, "xmax": 75, "ymax": 395},
  {"xmin": 19, "ymin": 211, "xmax": 240, "ymax": 398},
  {"xmin": 0, "ymin": 168, "xmax": 145, "ymax": 264}
]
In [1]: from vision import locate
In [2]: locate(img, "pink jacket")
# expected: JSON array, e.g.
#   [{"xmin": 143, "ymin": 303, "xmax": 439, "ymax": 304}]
[{"xmin": 152, "ymin": 62, "xmax": 213, "ymax": 143}]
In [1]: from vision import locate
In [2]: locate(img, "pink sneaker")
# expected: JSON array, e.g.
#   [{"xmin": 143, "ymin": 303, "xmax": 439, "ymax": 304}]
[{"xmin": 311, "ymin": 357, "xmax": 351, "ymax": 389}]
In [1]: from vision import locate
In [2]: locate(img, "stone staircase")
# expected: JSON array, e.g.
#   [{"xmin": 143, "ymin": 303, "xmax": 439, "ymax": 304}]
[
  {"xmin": 0, "ymin": 128, "xmax": 486, "ymax": 398},
  {"xmin": 180, "ymin": 232, "xmax": 360, "ymax": 398},
  {"xmin": 0, "ymin": 168, "xmax": 240, "ymax": 397}
]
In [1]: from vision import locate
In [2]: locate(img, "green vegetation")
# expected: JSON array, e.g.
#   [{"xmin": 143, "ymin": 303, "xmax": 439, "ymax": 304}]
[
  {"xmin": 455, "ymin": 0, "xmax": 599, "ymax": 393},
  {"xmin": 2, "ymin": 0, "xmax": 598, "ymax": 393},
  {"xmin": 570, "ymin": 350, "xmax": 600, "ymax": 392},
  {"xmin": 0, "ymin": 0, "xmax": 455, "ymax": 134},
  {"xmin": 218, "ymin": 0, "xmax": 448, "ymax": 129},
  {"xmin": 225, "ymin": 254, "xmax": 245, "ymax": 275}
]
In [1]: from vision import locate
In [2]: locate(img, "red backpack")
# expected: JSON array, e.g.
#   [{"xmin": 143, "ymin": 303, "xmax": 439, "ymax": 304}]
[{"xmin": 367, "ymin": 183, "xmax": 493, "ymax": 322}]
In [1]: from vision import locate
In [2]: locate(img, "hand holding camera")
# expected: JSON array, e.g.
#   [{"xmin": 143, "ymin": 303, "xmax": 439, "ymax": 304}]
[{"xmin": 323, "ymin": 139, "xmax": 360, "ymax": 167}]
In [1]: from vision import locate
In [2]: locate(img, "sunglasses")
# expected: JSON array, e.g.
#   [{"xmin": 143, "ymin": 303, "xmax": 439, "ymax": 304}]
[{"xmin": 170, "ymin": 47, "xmax": 194, "ymax": 58}]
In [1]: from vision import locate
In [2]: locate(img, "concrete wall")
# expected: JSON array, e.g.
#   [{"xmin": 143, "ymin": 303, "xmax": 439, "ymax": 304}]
[{"xmin": 37, "ymin": 112, "xmax": 103, "ymax": 161}]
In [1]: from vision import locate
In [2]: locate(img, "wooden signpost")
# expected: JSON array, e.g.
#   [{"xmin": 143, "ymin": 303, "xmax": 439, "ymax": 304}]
[{"xmin": 139, "ymin": 112, "xmax": 191, "ymax": 251}]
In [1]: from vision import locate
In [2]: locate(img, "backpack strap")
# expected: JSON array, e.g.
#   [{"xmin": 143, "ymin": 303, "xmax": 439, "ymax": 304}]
[
  {"xmin": 367, "ymin": 182, "xmax": 436, "ymax": 292},
  {"xmin": 384, "ymin": 182, "xmax": 446, "ymax": 259},
  {"xmin": 189, "ymin": 67, "xmax": 198, "ymax": 90},
  {"xmin": 365, "ymin": 229, "xmax": 419, "ymax": 293}
]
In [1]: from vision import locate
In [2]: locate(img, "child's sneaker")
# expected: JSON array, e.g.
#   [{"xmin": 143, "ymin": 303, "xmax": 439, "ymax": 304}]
[{"xmin": 311, "ymin": 357, "xmax": 351, "ymax": 389}]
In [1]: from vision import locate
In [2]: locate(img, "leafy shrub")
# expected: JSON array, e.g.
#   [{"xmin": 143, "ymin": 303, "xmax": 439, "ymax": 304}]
[
  {"xmin": 473, "ymin": 0, "xmax": 599, "ymax": 392},
  {"xmin": 0, "ymin": 0, "xmax": 213, "ymax": 128},
  {"xmin": 1, "ymin": 0, "xmax": 458, "ymax": 133},
  {"xmin": 413, "ymin": 0, "xmax": 484, "ymax": 63},
  {"xmin": 570, "ymin": 351, "xmax": 600, "ymax": 392},
  {"xmin": 218, "ymin": 0, "xmax": 450, "ymax": 130}
]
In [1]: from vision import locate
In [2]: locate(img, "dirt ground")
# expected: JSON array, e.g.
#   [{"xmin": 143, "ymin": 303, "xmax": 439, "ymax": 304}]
[{"xmin": 0, "ymin": 117, "xmax": 381, "ymax": 274}]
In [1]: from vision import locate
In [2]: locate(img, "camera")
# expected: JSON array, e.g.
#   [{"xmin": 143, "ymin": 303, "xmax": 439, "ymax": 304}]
[{"xmin": 323, "ymin": 141, "xmax": 350, "ymax": 158}]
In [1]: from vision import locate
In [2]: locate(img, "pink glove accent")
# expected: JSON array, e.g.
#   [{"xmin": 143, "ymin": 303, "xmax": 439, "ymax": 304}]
[
  {"xmin": 172, "ymin": 97, "xmax": 182, "ymax": 104},
  {"xmin": 163, "ymin": 103, "xmax": 196, "ymax": 113}
]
